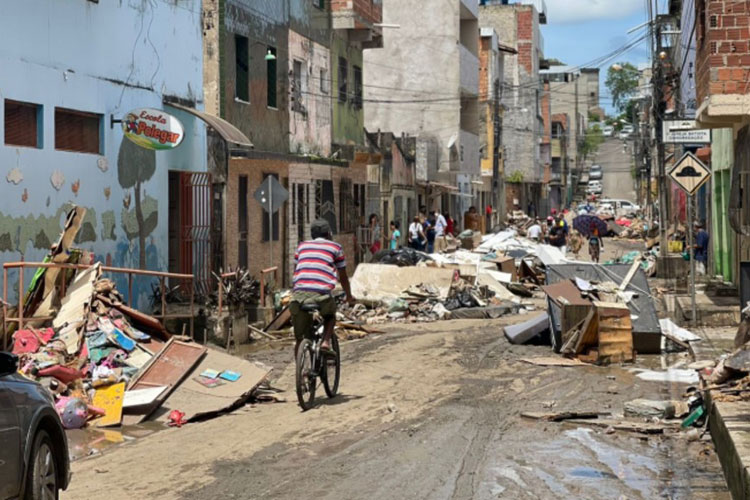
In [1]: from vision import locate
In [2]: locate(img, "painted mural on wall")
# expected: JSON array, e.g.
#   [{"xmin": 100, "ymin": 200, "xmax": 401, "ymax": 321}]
[{"xmin": 117, "ymin": 136, "xmax": 158, "ymax": 270}]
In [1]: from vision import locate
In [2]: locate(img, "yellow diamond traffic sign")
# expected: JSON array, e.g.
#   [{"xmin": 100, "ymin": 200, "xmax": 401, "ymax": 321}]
[{"xmin": 669, "ymin": 152, "xmax": 711, "ymax": 196}]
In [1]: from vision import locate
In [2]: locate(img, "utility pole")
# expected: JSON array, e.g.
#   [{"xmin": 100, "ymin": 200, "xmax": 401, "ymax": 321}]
[
  {"xmin": 493, "ymin": 78, "xmax": 503, "ymax": 219},
  {"xmin": 653, "ymin": 19, "xmax": 669, "ymax": 257}
]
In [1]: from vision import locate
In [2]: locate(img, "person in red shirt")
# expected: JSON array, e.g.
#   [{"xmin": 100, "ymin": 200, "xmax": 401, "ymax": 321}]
[{"xmin": 445, "ymin": 213, "xmax": 455, "ymax": 236}]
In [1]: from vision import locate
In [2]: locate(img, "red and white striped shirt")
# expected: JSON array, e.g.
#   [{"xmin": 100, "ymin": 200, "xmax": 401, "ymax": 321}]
[{"xmin": 293, "ymin": 238, "xmax": 347, "ymax": 293}]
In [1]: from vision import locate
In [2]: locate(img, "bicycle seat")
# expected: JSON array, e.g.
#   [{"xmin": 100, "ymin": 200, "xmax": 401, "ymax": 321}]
[{"xmin": 300, "ymin": 302, "xmax": 321, "ymax": 312}]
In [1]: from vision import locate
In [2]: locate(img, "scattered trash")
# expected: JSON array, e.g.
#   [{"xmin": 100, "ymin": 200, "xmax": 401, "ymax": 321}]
[{"xmin": 634, "ymin": 368, "xmax": 700, "ymax": 384}]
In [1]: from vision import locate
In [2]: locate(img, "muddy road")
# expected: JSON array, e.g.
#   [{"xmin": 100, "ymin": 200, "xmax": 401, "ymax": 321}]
[{"xmin": 65, "ymin": 318, "xmax": 729, "ymax": 499}]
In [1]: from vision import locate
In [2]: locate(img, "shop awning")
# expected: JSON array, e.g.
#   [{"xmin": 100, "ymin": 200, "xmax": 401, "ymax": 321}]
[
  {"xmin": 166, "ymin": 102, "xmax": 254, "ymax": 148},
  {"xmin": 417, "ymin": 181, "xmax": 459, "ymax": 193}
]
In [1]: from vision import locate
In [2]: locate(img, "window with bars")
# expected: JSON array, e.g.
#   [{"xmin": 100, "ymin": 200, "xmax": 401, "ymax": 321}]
[
  {"xmin": 262, "ymin": 173, "xmax": 280, "ymax": 241},
  {"xmin": 338, "ymin": 57, "xmax": 348, "ymax": 103},
  {"xmin": 267, "ymin": 46, "xmax": 278, "ymax": 108},
  {"xmin": 235, "ymin": 35, "xmax": 249, "ymax": 102},
  {"xmin": 55, "ymin": 107, "xmax": 101, "ymax": 154},
  {"xmin": 353, "ymin": 65, "xmax": 363, "ymax": 109},
  {"xmin": 292, "ymin": 59, "xmax": 304, "ymax": 113},
  {"xmin": 339, "ymin": 178, "xmax": 357, "ymax": 233},
  {"xmin": 4, "ymin": 99, "xmax": 41, "ymax": 148}
]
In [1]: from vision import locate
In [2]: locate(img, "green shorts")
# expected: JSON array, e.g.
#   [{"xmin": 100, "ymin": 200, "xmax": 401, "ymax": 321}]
[{"xmin": 289, "ymin": 291, "xmax": 337, "ymax": 343}]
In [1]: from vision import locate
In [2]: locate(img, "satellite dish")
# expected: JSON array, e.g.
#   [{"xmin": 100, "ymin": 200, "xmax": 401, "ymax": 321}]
[{"xmin": 447, "ymin": 133, "xmax": 458, "ymax": 149}]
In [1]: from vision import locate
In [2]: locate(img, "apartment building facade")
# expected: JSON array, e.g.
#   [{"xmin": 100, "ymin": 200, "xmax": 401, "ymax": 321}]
[
  {"xmin": 203, "ymin": 0, "xmax": 382, "ymax": 283},
  {"xmin": 480, "ymin": 0, "xmax": 548, "ymax": 213},
  {"xmin": 364, "ymin": 0, "xmax": 482, "ymax": 221}
]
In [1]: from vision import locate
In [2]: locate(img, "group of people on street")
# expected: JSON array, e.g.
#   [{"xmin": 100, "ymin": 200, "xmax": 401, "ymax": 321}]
[
  {"xmin": 366, "ymin": 208, "xmax": 458, "ymax": 256},
  {"xmin": 407, "ymin": 208, "xmax": 453, "ymax": 253}
]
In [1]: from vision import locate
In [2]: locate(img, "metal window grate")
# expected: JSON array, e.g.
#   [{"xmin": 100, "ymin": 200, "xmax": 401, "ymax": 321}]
[
  {"xmin": 179, "ymin": 172, "xmax": 213, "ymax": 297},
  {"xmin": 4, "ymin": 99, "xmax": 39, "ymax": 148},
  {"xmin": 55, "ymin": 107, "xmax": 101, "ymax": 154}
]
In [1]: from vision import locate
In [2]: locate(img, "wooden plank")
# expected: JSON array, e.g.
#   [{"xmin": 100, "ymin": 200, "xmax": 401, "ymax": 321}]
[
  {"xmin": 519, "ymin": 357, "xmax": 590, "ymax": 367},
  {"xmin": 618, "ymin": 257, "xmax": 643, "ymax": 292},
  {"xmin": 125, "ymin": 339, "xmax": 207, "ymax": 422},
  {"xmin": 92, "ymin": 382, "xmax": 125, "ymax": 427},
  {"xmin": 521, "ymin": 411, "xmax": 610, "ymax": 421},
  {"xmin": 128, "ymin": 338, "xmax": 206, "ymax": 390},
  {"xmin": 52, "ymin": 264, "xmax": 99, "ymax": 329},
  {"xmin": 122, "ymin": 386, "xmax": 169, "ymax": 409},
  {"xmin": 563, "ymin": 418, "xmax": 669, "ymax": 434}
]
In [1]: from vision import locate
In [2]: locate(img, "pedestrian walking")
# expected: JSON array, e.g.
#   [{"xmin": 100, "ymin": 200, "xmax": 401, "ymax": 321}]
[
  {"xmin": 369, "ymin": 213, "xmax": 382, "ymax": 256},
  {"xmin": 425, "ymin": 212, "xmax": 437, "ymax": 253},
  {"xmin": 694, "ymin": 222, "xmax": 709, "ymax": 275},
  {"xmin": 408, "ymin": 216, "xmax": 425, "ymax": 250},
  {"xmin": 588, "ymin": 223, "xmax": 603, "ymax": 263},
  {"xmin": 434, "ymin": 210, "xmax": 447, "ymax": 252},
  {"xmin": 445, "ymin": 213, "xmax": 455, "ymax": 237},
  {"xmin": 389, "ymin": 221, "xmax": 401, "ymax": 250},
  {"xmin": 527, "ymin": 218, "xmax": 543, "ymax": 242}
]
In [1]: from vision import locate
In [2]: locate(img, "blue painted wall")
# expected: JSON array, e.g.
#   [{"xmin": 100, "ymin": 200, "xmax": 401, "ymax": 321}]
[{"xmin": 0, "ymin": 0, "xmax": 206, "ymax": 307}]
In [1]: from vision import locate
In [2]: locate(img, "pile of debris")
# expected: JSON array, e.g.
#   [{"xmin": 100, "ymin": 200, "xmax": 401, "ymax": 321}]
[
  {"xmin": 8, "ymin": 206, "xmax": 271, "ymax": 433},
  {"xmin": 345, "ymin": 263, "xmax": 523, "ymax": 325}
]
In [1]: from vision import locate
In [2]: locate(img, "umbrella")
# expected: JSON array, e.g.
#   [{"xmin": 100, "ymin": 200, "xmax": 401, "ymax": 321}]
[{"xmin": 573, "ymin": 214, "xmax": 608, "ymax": 238}]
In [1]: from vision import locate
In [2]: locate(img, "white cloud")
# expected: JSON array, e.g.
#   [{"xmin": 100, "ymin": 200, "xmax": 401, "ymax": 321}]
[{"xmin": 545, "ymin": 0, "xmax": 643, "ymax": 24}]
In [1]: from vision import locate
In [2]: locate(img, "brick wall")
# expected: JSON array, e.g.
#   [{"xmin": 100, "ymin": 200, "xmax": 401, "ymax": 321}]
[
  {"xmin": 696, "ymin": 0, "xmax": 750, "ymax": 103},
  {"xmin": 227, "ymin": 159, "xmax": 290, "ymax": 285},
  {"xmin": 331, "ymin": 0, "xmax": 382, "ymax": 26},
  {"xmin": 479, "ymin": 36, "xmax": 492, "ymax": 99},
  {"xmin": 227, "ymin": 157, "xmax": 367, "ymax": 288},
  {"xmin": 517, "ymin": 8, "xmax": 534, "ymax": 74}
]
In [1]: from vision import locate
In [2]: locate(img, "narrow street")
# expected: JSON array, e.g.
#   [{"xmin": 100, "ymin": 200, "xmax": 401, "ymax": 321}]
[
  {"xmin": 597, "ymin": 138, "xmax": 637, "ymax": 202},
  {"xmin": 64, "ymin": 296, "xmax": 729, "ymax": 499}
]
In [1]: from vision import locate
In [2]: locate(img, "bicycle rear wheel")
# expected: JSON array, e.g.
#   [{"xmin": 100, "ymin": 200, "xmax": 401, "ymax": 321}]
[
  {"xmin": 295, "ymin": 339, "xmax": 316, "ymax": 411},
  {"xmin": 322, "ymin": 336, "xmax": 340, "ymax": 398}
]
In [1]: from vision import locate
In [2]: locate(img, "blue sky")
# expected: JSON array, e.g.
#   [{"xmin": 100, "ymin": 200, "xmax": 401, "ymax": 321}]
[{"xmin": 541, "ymin": 0, "xmax": 653, "ymax": 114}]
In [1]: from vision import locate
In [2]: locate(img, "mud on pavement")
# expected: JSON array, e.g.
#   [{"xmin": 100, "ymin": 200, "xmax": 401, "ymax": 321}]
[{"xmin": 171, "ymin": 319, "xmax": 729, "ymax": 500}]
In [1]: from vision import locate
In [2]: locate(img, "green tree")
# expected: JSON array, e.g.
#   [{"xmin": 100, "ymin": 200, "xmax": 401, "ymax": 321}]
[
  {"xmin": 580, "ymin": 125, "xmax": 605, "ymax": 160},
  {"xmin": 605, "ymin": 62, "xmax": 640, "ymax": 113},
  {"xmin": 117, "ymin": 137, "xmax": 157, "ymax": 269}
]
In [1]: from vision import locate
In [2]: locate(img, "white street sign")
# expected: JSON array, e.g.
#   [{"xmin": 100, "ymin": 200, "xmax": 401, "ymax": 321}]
[
  {"xmin": 662, "ymin": 120, "xmax": 710, "ymax": 143},
  {"xmin": 669, "ymin": 152, "xmax": 711, "ymax": 195}
]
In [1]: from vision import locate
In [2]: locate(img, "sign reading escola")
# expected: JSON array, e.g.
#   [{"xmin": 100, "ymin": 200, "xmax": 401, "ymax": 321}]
[
  {"xmin": 122, "ymin": 108, "xmax": 185, "ymax": 150},
  {"xmin": 669, "ymin": 152, "xmax": 711, "ymax": 196}
]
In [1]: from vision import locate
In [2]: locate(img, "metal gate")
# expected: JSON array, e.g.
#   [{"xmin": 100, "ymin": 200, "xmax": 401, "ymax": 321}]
[{"xmin": 179, "ymin": 172, "xmax": 213, "ymax": 297}]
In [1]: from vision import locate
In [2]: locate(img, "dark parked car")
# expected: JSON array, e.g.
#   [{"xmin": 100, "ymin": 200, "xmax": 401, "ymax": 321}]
[{"xmin": 0, "ymin": 352, "xmax": 70, "ymax": 500}]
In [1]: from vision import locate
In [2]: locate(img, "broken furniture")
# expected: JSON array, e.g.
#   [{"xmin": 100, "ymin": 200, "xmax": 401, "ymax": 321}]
[
  {"xmin": 545, "ymin": 263, "xmax": 661, "ymax": 354},
  {"xmin": 561, "ymin": 301, "xmax": 634, "ymax": 364}
]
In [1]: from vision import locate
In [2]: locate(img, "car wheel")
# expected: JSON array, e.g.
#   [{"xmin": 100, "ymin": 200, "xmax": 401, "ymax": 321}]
[{"xmin": 25, "ymin": 430, "xmax": 58, "ymax": 500}]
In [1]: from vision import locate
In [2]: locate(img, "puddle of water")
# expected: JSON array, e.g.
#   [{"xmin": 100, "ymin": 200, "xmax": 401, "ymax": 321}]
[
  {"xmin": 67, "ymin": 421, "xmax": 165, "ymax": 461},
  {"xmin": 569, "ymin": 467, "xmax": 619, "ymax": 480}
]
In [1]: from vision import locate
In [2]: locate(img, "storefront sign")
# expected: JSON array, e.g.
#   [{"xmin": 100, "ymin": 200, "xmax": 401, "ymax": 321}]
[
  {"xmin": 122, "ymin": 108, "xmax": 184, "ymax": 150},
  {"xmin": 662, "ymin": 120, "xmax": 710, "ymax": 144}
]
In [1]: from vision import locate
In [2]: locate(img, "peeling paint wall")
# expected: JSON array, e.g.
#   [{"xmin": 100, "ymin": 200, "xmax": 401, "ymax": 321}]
[
  {"xmin": 289, "ymin": 30, "xmax": 332, "ymax": 156},
  {"xmin": 332, "ymin": 33, "xmax": 366, "ymax": 148},
  {"xmin": 0, "ymin": 0, "xmax": 206, "ymax": 306}
]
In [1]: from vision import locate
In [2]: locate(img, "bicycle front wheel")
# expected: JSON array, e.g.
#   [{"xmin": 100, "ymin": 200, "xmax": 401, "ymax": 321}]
[
  {"xmin": 296, "ymin": 339, "xmax": 316, "ymax": 411},
  {"xmin": 322, "ymin": 335, "xmax": 340, "ymax": 398}
]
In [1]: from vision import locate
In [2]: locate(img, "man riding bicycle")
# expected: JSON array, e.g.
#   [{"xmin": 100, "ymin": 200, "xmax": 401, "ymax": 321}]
[{"xmin": 290, "ymin": 219, "xmax": 355, "ymax": 354}]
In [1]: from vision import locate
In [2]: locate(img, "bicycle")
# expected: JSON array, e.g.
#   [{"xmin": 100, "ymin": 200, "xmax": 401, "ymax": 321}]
[{"xmin": 294, "ymin": 301, "xmax": 341, "ymax": 411}]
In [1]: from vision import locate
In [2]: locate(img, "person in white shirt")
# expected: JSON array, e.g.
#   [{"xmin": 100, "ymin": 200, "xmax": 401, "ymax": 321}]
[
  {"xmin": 527, "ymin": 219, "xmax": 543, "ymax": 242},
  {"xmin": 434, "ymin": 210, "xmax": 448, "ymax": 252},
  {"xmin": 408, "ymin": 216, "xmax": 425, "ymax": 250}
]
